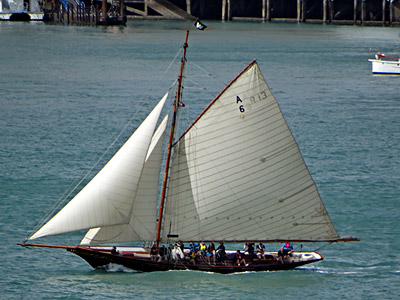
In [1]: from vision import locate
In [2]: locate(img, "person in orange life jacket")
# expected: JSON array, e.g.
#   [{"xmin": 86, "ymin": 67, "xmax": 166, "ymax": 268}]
[{"xmin": 278, "ymin": 242, "xmax": 293, "ymax": 263}]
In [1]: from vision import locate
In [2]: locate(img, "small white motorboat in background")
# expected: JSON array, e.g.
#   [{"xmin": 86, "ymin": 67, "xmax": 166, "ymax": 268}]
[{"xmin": 368, "ymin": 52, "xmax": 400, "ymax": 75}]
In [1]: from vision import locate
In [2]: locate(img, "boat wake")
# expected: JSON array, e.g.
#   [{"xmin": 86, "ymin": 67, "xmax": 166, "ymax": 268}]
[{"xmin": 101, "ymin": 263, "xmax": 139, "ymax": 273}]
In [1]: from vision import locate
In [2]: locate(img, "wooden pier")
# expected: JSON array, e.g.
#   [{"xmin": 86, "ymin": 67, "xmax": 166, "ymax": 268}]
[
  {"xmin": 205, "ymin": 0, "xmax": 400, "ymax": 26},
  {"xmin": 42, "ymin": 0, "xmax": 127, "ymax": 25},
  {"xmin": 126, "ymin": 0, "xmax": 399, "ymax": 26},
  {"xmin": 42, "ymin": 0, "xmax": 400, "ymax": 26}
]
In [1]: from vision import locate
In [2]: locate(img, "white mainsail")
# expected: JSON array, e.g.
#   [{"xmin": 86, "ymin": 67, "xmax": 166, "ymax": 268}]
[
  {"xmin": 29, "ymin": 93, "xmax": 169, "ymax": 240},
  {"xmin": 81, "ymin": 115, "xmax": 168, "ymax": 244},
  {"xmin": 162, "ymin": 61, "xmax": 339, "ymax": 242}
]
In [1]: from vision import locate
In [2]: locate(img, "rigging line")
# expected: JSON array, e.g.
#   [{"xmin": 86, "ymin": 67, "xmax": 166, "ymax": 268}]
[
  {"xmin": 176, "ymin": 109, "xmax": 193, "ymax": 138},
  {"xmin": 166, "ymin": 48, "xmax": 183, "ymax": 76},
  {"xmin": 130, "ymin": 46, "xmax": 182, "ymax": 111},
  {"xmin": 187, "ymin": 61, "xmax": 229, "ymax": 87},
  {"xmin": 312, "ymin": 242, "xmax": 332, "ymax": 252},
  {"xmin": 171, "ymin": 251, "xmax": 190, "ymax": 270},
  {"xmin": 184, "ymin": 78, "xmax": 217, "ymax": 99}
]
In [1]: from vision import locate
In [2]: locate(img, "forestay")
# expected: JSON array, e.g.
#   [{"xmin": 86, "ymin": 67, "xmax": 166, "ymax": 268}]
[
  {"xmin": 28, "ymin": 93, "xmax": 169, "ymax": 240},
  {"xmin": 162, "ymin": 61, "xmax": 339, "ymax": 243}
]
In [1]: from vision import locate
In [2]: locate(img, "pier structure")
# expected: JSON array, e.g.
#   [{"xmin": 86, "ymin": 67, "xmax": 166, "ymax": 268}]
[
  {"xmin": 40, "ymin": 0, "xmax": 400, "ymax": 25},
  {"xmin": 125, "ymin": 0, "xmax": 400, "ymax": 26},
  {"xmin": 124, "ymin": 0, "xmax": 194, "ymax": 19},
  {"xmin": 42, "ymin": 0, "xmax": 127, "ymax": 25}
]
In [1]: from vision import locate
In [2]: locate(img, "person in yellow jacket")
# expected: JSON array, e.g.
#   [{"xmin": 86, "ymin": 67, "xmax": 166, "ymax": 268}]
[{"xmin": 199, "ymin": 241, "xmax": 207, "ymax": 257}]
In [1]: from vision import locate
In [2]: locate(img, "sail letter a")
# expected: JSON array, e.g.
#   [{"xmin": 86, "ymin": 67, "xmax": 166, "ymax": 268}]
[{"xmin": 29, "ymin": 93, "xmax": 168, "ymax": 240}]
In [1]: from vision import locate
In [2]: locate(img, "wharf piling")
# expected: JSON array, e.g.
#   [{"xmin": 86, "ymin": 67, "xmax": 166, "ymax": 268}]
[{"xmin": 216, "ymin": 0, "xmax": 400, "ymax": 26}]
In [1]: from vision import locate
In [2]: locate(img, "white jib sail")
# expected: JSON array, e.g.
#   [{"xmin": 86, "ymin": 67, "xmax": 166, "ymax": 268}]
[
  {"xmin": 163, "ymin": 62, "xmax": 339, "ymax": 242},
  {"xmin": 29, "ymin": 93, "xmax": 169, "ymax": 240},
  {"xmin": 80, "ymin": 115, "xmax": 168, "ymax": 244}
]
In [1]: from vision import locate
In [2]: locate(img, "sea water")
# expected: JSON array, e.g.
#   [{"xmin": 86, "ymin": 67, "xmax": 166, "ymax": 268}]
[{"xmin": 0, "ymin": 20, "xmax": 399, "ymax": 299}]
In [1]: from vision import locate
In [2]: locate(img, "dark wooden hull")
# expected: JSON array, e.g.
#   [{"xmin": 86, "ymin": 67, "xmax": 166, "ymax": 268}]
[{"xmin": 68, "ymin": 246, "xmax": 323, "ymax": 274}]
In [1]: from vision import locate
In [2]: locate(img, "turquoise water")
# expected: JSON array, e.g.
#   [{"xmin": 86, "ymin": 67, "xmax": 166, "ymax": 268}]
[{"xmin": 1, "ymin": 20, "xmax": 399, "ymax": 299}]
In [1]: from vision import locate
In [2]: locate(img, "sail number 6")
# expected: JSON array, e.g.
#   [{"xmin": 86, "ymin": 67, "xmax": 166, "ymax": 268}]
[{"xmin": 237, "ymin": 96, "xmax": 245, "ymax": 113}]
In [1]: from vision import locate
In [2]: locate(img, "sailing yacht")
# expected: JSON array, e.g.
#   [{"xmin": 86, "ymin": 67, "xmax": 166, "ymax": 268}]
[{"xmin": 20, "ymin": 31, "xmax": 358, "ymax": 273}]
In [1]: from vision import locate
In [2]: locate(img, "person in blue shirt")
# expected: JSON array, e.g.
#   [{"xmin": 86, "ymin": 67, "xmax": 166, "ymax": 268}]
[
  {"xmin": 278, "ymin": 242, "xmax": 293, "ymax": 263},
  {"xmin": 188, "ymin": 242, "xmax": 199, "ymax": 254},
  {"xmin": 207, "ymin": 242, "xmax": 216, "ymax": 264}
]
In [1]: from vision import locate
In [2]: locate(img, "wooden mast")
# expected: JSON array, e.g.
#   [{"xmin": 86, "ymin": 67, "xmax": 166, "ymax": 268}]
[{"xmin": 156, "ymin": 30, "xmax": 190, "ymax": 243}]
